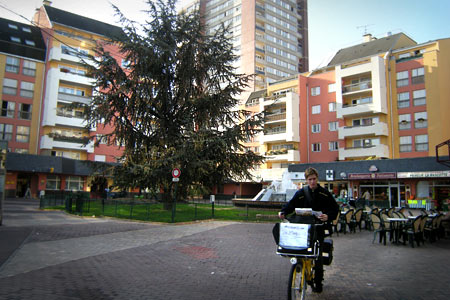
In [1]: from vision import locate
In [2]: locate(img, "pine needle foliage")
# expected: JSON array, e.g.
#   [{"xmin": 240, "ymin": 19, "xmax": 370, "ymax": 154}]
[{"xmin": 84, "ymin": 0, "xmax": 264, "ymax": 202}]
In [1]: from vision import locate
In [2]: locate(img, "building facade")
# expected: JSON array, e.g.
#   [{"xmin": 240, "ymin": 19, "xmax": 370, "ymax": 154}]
[
  {"xmin": 246, "ymin": 33, "xmax": 450, "ymax": 207},
  {"xmin": 183, "ymin": 0, "xmax": 308, "ymax": 96},
  {"xmin": 33, "ymin": 3, "xmax": 125, "ymax": 163}
]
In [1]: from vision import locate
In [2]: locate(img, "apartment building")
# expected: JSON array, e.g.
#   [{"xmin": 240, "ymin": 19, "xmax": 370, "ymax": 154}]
[
  {"xmin": 0, "ymin": 17, "xmax": 46, "ymax": 197},
  {"xmin": 252, "ymin": 33, "xmax": 450, "ymax": 207},
  {"xmin": 184, "ymin": 0, "xmax": 308, "ymax": 96},
  {"xmin": 32, "ymin": 2, "xmax": 124, "ymax": 163},
  {"xmin": 0, "ymin": 17, "xmax": 46, "ymax": 155}
]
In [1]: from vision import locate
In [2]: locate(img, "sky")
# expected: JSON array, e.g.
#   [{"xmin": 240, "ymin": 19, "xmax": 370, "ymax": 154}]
[{"xmin": 1, "ymin": 0, "xmax": 449, "ymax": 71}]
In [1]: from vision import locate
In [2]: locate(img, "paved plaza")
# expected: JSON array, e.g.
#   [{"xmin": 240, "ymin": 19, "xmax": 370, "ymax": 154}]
[{"xmin": 1, "ymin": 198, "xmax": 449, "ymax": 300}]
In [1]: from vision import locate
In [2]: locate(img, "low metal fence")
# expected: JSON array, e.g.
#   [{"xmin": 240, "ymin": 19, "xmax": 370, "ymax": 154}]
[{"xmin": 39, "ymin": 194, "xmax": 278, "ymax": 223}]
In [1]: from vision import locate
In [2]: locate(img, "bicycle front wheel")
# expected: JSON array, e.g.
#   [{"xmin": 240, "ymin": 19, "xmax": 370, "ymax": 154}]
[{"xmin": 287, "ymin": 261, "xmax": 307, "ymax": 300}]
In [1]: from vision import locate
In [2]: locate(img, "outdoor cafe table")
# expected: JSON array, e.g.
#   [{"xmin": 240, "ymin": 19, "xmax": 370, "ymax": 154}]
[{"xmin": 387, "ymin": 217, "xmax": 409, "ymax": 244}]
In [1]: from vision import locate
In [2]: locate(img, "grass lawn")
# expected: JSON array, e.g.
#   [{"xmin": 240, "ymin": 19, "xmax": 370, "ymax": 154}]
[{"xmin": 47, "ymin": 200, "xmax": 280, "ymax": 223}]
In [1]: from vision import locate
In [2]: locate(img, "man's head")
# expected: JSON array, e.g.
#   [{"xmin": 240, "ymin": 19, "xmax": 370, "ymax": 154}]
[{"xmin": 305, "ymin": 167, "xmax": 319, "ymax": 190}]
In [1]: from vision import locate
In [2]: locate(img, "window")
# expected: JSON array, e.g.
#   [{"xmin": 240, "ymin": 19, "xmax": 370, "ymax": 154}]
[
  {"xmin": 415, "ymin": 134, "xmax": 428, "ymax": 151},
  {"xmin": 396, "ymin": 71, "xmax": 408, "ymax": 87},
  {"xmin": 22, "ymin": 27, "xmax": 31, "ymax": 33},
  {"xmin": 66, "ymin": 176, "xmax": 84, "ymax": 191},
  {"xmin": 5, "ymin": 57, "xmax": 20, "ymax": 73},
  {"xmin": 397, "ymin": 92, "xmax": 410, "ymax": 108},
  {"xmin": 25, "ymin": 40, "xmax": 35, "ymax": 46},
  {"xmin": 121, "ymin": 59, "xmax": 131, "ymax": 69},
  {"xmin": 311, "ymin": 143, "xmax": 321, "ymax": 152},
  {"xmin": 328, "ymin": 102, "xmax": 336, "ymax": 112},
  {"xmin": 311, "ymin": 124, "xmax": 321, "ymax": 133},
  {"xmin": 399, "ymin": 136, "xmax": 412, "ymax": 152},
  {"xmin": 46, "ymin": 175, "xmax": 61, "ymax": 190},
  {"xmin": 352, "ymin": 117, "xmax": 376, "ymax": 127},
  {"xmin": 312, "ymin": 105, "xmax": 321, "ymax": 114},
  {"xmin": 413, "ymin": 89, "xmax": 426, "ymax": 106},
  {"xmin": 311, "ymin": 86, "xmax": 320, "ymax": 96},
  {"xmin": 411, "ymin": 67, "xmax": 424, "ymax": 84},
  {"xmin": 398, "ymin": 53, "xmax": 411, "ymax": 59},
  {"xmin": 353, "ymin": 138, "xmax": 379, "ymax": 148},
  {"xmin": 16, "ymin": 126, "xmax": 30, "ymax": 142},
  {"xmin": 95, "ymin": 155, "xmax": 106, "ymax": 162},
  {"xmin": 96, "ymin": 135, "xmax": 107, "ymax": 145},
  {"xmin": 11, "ymin": 36, "xmax": 21, "ymax": 43},
  {"xmin": 0, "ymin": 124, "xmax": 13, "ymax": 140},
  {"xmin": 20, "ymin": 82, "xmax": 34, "ymax": 98},
  {"xmin": 2, "ymin": 78, "xmax": 18, "ymax": 95},
  {"xmin": 398, "ymin": 114, "xmax": 411, "ymax": 130},
  {"xmin": 328, "ymin": 83, "xmax": 336, "ymax": 93},
  {"xmin": 328, "ymin": 121, "xmax": 338, "ymax": 131},
  {"xmin": 8, "ymin": 24, "xmax": 18, "ymax": 30},
  {"xmin": 23, "ymin": 60, "xmax": 36, "ymax": 77},
  {"xmin": 18, "ymin": 103, "xmax": 32, "ymax": 120},
  {"xmin": 1, "ymin": 101, "xmax": 15, "ymax": 118},
  {"xmin": 414, "ymin": 112, "xmax": 427, "ymax": 129},
  {"xmin": 329, "ymin": 141, "xmax": 338, "ymax": 151}
]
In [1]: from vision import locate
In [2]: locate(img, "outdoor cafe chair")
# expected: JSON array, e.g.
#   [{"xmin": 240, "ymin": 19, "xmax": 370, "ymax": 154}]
[
  {"xmin": 404, "ymin": 216, "xmax": 422, "ymax": 248},
  {"xmin": 339, "ymin": 209, "xmax": 354, "ymax": 234},
  {"xmin": 331, "ymin": 210, "xmax": 341, "ymax": 237},
  {"xmin": 418, "ymin": 215, "xmax": 428, "ymax": 245},
  {"xmin": 424, "ymin": 215, "xmax": 438, "ymax": 243},
  {"xmin": 351, "ymin": 208, "xmax": 364, "ymax": 232},
  {"xmin": 387, "ymin": 207, "xmax": 395, "ymax": 217},
  {"xmin": 380, "ymin": 213, "xmax": 394, "ymax": 243},
  {"xmin": 371, "ymin": 214, "xmax": 387, "ymax": 245}
]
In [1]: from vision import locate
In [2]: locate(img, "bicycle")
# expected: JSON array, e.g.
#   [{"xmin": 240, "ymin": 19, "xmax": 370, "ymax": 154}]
[{"xmin": 276, "ymin": 218, "xmax": 333, "ymax": 300}]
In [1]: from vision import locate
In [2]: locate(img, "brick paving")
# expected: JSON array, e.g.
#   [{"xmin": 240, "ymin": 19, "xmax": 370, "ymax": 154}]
[{"xmin": 0, "ymin": 198, "xmax": 449, "ymax": 300}]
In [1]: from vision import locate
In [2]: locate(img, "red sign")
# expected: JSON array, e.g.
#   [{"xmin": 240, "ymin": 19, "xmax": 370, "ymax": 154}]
[{"xmin": 172, "ymin": 168, "xmax": 181, "ymax": 178}]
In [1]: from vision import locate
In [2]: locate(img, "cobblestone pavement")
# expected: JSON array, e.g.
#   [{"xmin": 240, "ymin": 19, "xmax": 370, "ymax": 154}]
[{"xmin": 1, "ymin": 198, "xmax": 449, "ymax": 300}]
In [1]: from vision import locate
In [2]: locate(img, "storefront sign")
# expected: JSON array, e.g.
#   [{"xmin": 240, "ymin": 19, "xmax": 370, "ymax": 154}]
[
  {"xmin": 348, "ymin": 172, "xmax": 397, "ymax": 180},
  {"xmin": 397, "ymin": 170, "xmax": 450, "ymax": 178}
]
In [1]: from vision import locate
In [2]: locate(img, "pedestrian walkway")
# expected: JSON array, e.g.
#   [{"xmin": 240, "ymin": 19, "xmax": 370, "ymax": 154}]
[{"xmin": 1, "ymin": 198, "xmax": 449, "ymax": 299}]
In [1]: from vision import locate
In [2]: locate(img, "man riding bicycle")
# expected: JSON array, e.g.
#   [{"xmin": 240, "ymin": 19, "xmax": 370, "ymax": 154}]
[{"xmin": 278, "ymin": 167, "xmax": 339, "ymax": 293}]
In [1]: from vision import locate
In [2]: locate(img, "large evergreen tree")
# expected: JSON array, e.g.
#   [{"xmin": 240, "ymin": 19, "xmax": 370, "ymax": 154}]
[{"xmin": 84, "ymin": 0, "xmax": 264, "ymax": 204}]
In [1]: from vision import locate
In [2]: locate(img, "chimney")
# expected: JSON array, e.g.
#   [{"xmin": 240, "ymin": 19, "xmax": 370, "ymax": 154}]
[
  {"xmin": 363, "ymin": 33, "xmax": 375, "ymax": 43},
  {"xmin": 43, "ymin": 0, "xmax": 52, "ymax": 6}
]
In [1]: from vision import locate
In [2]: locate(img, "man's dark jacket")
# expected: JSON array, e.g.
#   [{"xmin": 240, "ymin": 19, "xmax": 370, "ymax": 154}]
[{"xmin": 281, "ymin": 185, "xmax": 339, "ymax": 222}]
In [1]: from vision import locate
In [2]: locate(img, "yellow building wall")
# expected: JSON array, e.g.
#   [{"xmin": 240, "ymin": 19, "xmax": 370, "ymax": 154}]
[{"xmin": 426, "ymin": 39, "xmax": 450, "ymax": 156}]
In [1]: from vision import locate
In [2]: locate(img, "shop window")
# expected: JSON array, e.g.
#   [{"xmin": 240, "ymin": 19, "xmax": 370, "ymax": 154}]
[
  {"xmin": 66, "ymin": 176, "xmax": 84, "ymax": 191},
  {"xmin": 46, "ymin": 175, "xmax": 61, "ymax": 190}
]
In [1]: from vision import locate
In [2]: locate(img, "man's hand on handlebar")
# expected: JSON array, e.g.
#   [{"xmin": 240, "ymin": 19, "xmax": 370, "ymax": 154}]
[
  {"xmin": 318, "ymin": 213, "xmax": 328, "ymax": 222},
  {"xmin": 278, "ymin": 212, "xmax": 285, "ymax": 220}
]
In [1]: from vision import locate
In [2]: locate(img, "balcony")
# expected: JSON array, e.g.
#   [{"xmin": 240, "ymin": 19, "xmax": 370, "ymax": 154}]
[
  {"xmin": 265, "ymin": 112, "xmax": 286, "ymax": 124},
  {"xmin": 59, "ymin": 69, "xmax": 94, "ymax": 86},
  {"xmin": 58, "ymin": 92, "xmax": 91, "ymax": 105},
  {"xmin": 339, "ymin": 102, "xmax": 377, "ymax": 117},
  {"xmin": 342, "ymin": 81, "xmax": 372, "ymax": 95},
  {"xmin": 339, "ymin": 144, "xmax": 389, "ymax": 160},
  {"xmin": 40, "ymin": 134, "xmax": 94, "ymax": 153},
  {"xmin": 251, "ymin": 168, "xmax": 288, "ymax": 182},
  {"xmin": 265, "ymin": 149, "xmax": 300, "ymax": 162},
  {"xmin": 55, "ymin": 110, "xmax": 86, "ymax": 128},
  {"xmin": 338, "ymin": 122, "xmax": 388, "ymax": 139},
  {"xmin": 49, "ymin": 46, "xmax": 94, "ymax": 66}
]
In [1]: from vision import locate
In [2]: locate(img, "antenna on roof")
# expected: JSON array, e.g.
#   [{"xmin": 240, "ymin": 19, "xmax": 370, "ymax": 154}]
[{"xmin": 356, "ymin": 24, "xmax": 374, "ymax": 36}]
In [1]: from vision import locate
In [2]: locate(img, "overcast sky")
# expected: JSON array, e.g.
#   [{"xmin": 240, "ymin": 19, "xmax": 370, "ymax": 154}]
[{"xmin": 1, "ymin": 0, "xmax": 449, "ymax": 70}]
